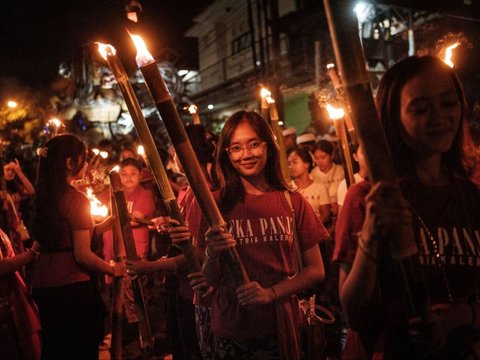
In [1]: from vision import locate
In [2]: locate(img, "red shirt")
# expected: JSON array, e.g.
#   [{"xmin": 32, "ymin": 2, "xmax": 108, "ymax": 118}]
[{"xmin": 196, "ymin": 190, "xmax": 327, "ymax": 340}]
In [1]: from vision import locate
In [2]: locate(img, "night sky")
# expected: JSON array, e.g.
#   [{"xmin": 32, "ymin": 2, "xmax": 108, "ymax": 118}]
[{"xmin": 0, "ymin": 0, "xmax": 213, "ymax": 88}]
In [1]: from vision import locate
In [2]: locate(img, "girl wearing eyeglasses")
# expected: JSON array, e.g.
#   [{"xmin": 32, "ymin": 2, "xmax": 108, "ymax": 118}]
[{"xmin": 196, "ymin": 110, "xmax": 327, "ymax": 358}]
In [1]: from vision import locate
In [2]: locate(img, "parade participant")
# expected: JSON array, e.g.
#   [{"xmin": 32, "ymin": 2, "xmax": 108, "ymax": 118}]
[
  {"xmin": 282, "ymin": 127, "xmax": 297, "ymax": 153},
  {"xmin": 287, "ymin": 146, "xmax": 331, "ymax": 224},
  {"xmin": 31, "ymin": 134, "xmax": 125, "ymax": 360},
  {"xmin": 311, "ymin": 140, "xmax": 345, "ymax": 208},
  {"xmin": 102, "ymin": 157, "xmax": 155, "ymax": 263},
  {"xmin": 0, "ymin": 229, "xmax": 41, "ymax": 359},
  {"xmin": 200, "ymin": 110, "xmax": 326, "ymax": 358},
  {"xmin": 335, "ymin": 56, "xmax": 480, "ymax": 359},
  {"xmin": 128, "ymin": 124, "xmax": 216, "ymax": 359},
  {"xmin": 2, "ymin": 158, "xmax": 35, "ymax": 254},
  {"xmin": 336, "ymin": 144, "xmax": 368, "ymax": 211}
]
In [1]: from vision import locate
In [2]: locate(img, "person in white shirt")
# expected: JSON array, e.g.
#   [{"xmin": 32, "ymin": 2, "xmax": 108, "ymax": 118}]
[
  {"xmin": 310, "ymin": 140, "xmax": 344, "ymax": 220},
  {"xmin": 287, "ymin": 146, "xmax": 331, "ymax": 224}
]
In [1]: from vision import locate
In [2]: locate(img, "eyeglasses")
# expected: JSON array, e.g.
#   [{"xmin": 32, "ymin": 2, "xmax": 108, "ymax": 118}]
[{"xmin": 226, "ymin": 141, "xmax": 266, "ymax": 155}]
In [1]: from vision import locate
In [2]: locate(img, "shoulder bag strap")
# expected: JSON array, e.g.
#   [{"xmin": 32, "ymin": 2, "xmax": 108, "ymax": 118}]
[{"xmin": 284, "ymin": 191, "xmax": 303, "ymax": 272}]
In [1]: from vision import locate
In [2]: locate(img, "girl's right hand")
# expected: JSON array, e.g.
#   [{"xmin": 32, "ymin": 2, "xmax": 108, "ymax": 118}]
[{"xmin": 205, "ymin": 225, "xmax": 236, "ymax": 258}]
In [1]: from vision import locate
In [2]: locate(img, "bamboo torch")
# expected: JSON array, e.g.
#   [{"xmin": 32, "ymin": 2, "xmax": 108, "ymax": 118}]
[
  {"xmin": 110, "ymin": 193, "xmax": 124, "ymax": 359},
  {"xmin": 326, "ymin": 63, "xmax": 356, "ymax": 141},
  {"xmin": 129, "ymin": 34, "xmax": 249, "ymax": 287},
  {"xmin": 266, "ymin": 95, "xmax": 291, "ymax": 183},
  {"xmin": 260, "ymin": 87, "xmax": 271, "ymax": 121},
  {"xmin": 326, "ymin": 104, "xmax": 355, "ymax": 187},
  {"xmin": 109, "ymin": 171, "xmax": 153, "ymax": 350},
  {"xmin": 323, "ymin": 0, "xmax": 428, "ymax": 332},
  {"xmin": 108, "ymin": 171, "xmax": 153, "ymax": 350},
  {"xmin": 97, "ymin": 43, "xmax": 202, "ymax": 275}
]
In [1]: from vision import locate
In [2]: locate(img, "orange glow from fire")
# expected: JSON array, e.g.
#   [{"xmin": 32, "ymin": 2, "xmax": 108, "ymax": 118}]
[{"xmin": 86, "ymin": 187, "xmax": 108, "ymax": 217}]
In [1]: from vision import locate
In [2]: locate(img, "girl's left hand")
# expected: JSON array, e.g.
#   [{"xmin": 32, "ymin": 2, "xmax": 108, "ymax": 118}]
[
  {"xmin": 236, "ymin": 281, "xmax": 275, "ymax": 306},
  {"xmin": 166, "ymin": 219, "xmax": 192, "ymax": 244}
]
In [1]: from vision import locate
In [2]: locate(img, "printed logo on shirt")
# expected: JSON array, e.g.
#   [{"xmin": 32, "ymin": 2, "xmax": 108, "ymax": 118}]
[
  {"xmin": 227, "ymin": 216, "xmax": 294, "ymax": 246},
  {"xmin": 417, "ymin": 226, "xmax": 480, "ymax": 267}
]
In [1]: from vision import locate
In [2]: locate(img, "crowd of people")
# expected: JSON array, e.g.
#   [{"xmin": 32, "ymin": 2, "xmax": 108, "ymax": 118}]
[{"xmin": 0, "ymin": 54, "xmax": 479, "ymax": 360}]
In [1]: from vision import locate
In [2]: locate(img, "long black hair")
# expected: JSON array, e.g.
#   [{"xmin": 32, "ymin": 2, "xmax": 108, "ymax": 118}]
[
  {"xmin": 376, "ymin": 55, "xmax": 468, "ymax": 179},
  {"xmin": 33, "ymin": 134, "xmax": 86, "ymax": 251},
  {"xmin": 216, "ymin": 110, "xmax": 290, "ymax": 213}
]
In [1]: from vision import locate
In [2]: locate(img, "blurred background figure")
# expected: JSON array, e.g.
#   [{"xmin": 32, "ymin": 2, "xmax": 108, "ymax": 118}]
[{"xmin": 282, "ymin": 127, "xmax": 297, "ymax": 153}]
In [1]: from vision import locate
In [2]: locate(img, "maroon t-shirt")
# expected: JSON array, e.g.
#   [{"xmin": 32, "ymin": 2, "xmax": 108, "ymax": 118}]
[
  {"xmin": 32, "ymin": 187, "xmax": 94, "ymax": 288},
  {"xmin": 197, "ymin": 190, "xmax": 328, "ymax": 340},
  {"xmin": 102, "ymin": 185, "xmax": 156, "ymax": 261},
  {"xmin": 334, "ymin": 179, "xmax": 480, "ymax": 359}
]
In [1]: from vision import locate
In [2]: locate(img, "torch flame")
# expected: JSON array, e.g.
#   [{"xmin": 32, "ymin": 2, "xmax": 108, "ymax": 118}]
[
  {"xmin": 110, "ymin": 165, "xmax": 120, "ymax": 173},
  {"xmin": 266, "ymin": 96, "xmax": 275, "ymax": 105},
  {"xmin": 187, "ymin": 104, "xmax": 198, "ymax": 115},
  {"xmin": 326, "ymin": 63, "xmax": 335, "ymax": 69},
  {"xmin": 49, "ymin": 118, "xmax": 62, "ymax": 128},
  {"xmin": 260, "ymin": 87, "xmax": 271, "ymax": 99},
  {"xmin": 96, "ymin": 42, "xmax": 116, "ymax": 60},
  {"xmin": 326, "ymin": 104, "xmax": 345, "ymax": 120},
  {"xmin": 100, "ymin": 151, "xmax": 109, "ymax": 159},
  {"xmin": 86, "ymin": 187, "xmax": 108, "ymax": 218},
  {"xmin": 129, "ymin": 33, "xmax": 155, "ymax": 67},
  {"xmin": 137, "ymin": 145, "xmax": 145, "ymax": 157},
  {"xmin": 443, "ymin": 42, "xmax": 460, "ymax": 68},
  {"xmin": 92, "ymin": 148, "xmax": 100, "ymax": 155}
]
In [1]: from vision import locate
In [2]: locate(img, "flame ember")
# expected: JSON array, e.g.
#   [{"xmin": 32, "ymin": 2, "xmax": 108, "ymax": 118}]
[
  {"xmin": 96, "ymin": 42, "xmax": 116, "ymax": 60},
  {"xmin": 260, "ymin": 87, "xmax": 271, "ymax": 98},
  {"xmin": 49, "ymin": 118, "xmax": 62, "ymax": 128},
  {"xmin": 92, "ymin": 148, "xmax": 100, "ymax": 156},
  {"xmin": 443, "ymin": 42, "xmax": 460, "ymax": 68},
  {"xmin": 326, "ymin": 104, "xmax": 345, "ymax": 120},
  {"xmin": 110, "ymin": 165, "xmax": 120, "ymax": 173},
  {"xmin": 86, "ymin": 187, "xmax": 108, "ymax": 217},
  {"xmin": 326, "ymin": 63, "xmax": 335, "ymax": 69},
  {"xmin": 129, "ymin": 33, "xmax": 155, "ymax": 67},
  {"xmin": 99, "ymin": 151, "xmax": 109, "ymax": 159}
]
